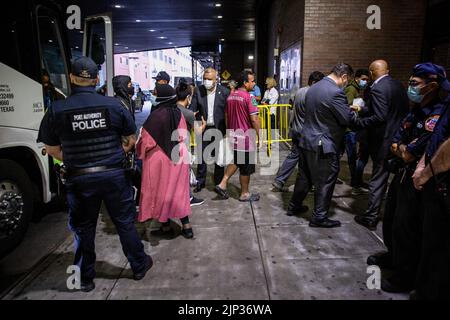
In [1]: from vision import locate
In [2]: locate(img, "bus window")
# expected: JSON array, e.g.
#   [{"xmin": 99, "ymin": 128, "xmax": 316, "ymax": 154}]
[
  {"xmin": 85, "ymin": 22, "xmax": 107, "ymax": 92},
  {"xmin": 36, "ymin": 7, "xmax": 70, "ymax": 98}
]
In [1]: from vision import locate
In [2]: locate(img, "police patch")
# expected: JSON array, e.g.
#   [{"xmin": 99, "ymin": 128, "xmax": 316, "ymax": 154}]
[
  {"xmin": 68, "ymin": 109, "xmax": 111, "ymax": 133},
  {"xmin": 425, "ymin": 115, "xmax": 440, "ymax": 132}
]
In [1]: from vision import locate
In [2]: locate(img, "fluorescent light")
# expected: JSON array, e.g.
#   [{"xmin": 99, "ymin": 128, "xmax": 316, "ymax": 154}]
[
  {"xmin": 220, "ymin": 38, "xmax": 225, "ymax": 41},
  {"xmin": 168, "ymin": 42, "xmax": 173, "ymax": 45},
  {"xmin": 248, "ymin": 55, "xmax": 254, "ymax": 60},
  {"xmin": 149, "ymin": 29, "xmax": 156, "ymax": 32},
  {"xmin": 115, "ymin": 43, "xmax": 119, "ymax": 46},
  {"xmin": 215, "ymin": 3, "xmax": 222, "ymax": 7},
  {"xmin": 125, "ymin": 47, "xmax": 129, "ymax": 49},
  {"xmin": 158, "ymin": 36, "xmax": 167, "ymax": 39},
  {"xmin": 114, "ymin": 5, "xmax": 123, "ymax": 8},
  {"xmin": 136, "ymin": 19, "xmax": 141, "ymax": 22},
  {"xmin": 217, "ymin": 15, "xmax": 223, "ymax": 19}
]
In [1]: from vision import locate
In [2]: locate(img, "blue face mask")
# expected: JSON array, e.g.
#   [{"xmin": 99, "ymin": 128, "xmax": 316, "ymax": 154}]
[
  {"xmin": 359, "ymin": 79, "xmax": 368, "ymax": 89},
  {"xmin": 407, "ymin": 85, "xmax": 424, "ymax": 104}
]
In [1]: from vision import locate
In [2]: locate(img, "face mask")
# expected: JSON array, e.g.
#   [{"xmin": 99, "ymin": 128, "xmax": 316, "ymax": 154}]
[
  {"xmin": 407, "ymin": 85, "xmax": 424, "ymax": 104},
  {"xmin": 204, "ymin": 80, "xmax": 214, "ymax": 90},
  {"xmin": 127, "ymin": 86, "xmax": 134, "ymax": 96},
  {"xmin": 359, "ymin": 80, "xmax": 368, "ymax": 89}
]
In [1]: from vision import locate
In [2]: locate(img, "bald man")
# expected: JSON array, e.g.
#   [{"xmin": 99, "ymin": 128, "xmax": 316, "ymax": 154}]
[
  {"xmin": 190, "ymin": 67, "xmax": 230, "ymax": 192},
  {"xmin": 353, "ymin": 60, "xmax": 409, "ymax": 232}
]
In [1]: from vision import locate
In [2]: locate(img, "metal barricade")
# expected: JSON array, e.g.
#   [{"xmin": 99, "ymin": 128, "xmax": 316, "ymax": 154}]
[{"xmin": 258, "ymin": 104, "xmax": 292, "ymax": 156}]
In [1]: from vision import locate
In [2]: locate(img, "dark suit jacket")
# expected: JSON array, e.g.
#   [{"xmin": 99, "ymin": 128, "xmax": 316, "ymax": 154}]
[
  {"xmin": 354, "ymin": 75, "xmax": 409, "ymax": 158},
  {"xmin": 190, "ymin": 84, "xmax": 230, "ymax": 134},
  {"xmin": 299, "ymin": 77, "xmax": 356, "ymax": 154}
]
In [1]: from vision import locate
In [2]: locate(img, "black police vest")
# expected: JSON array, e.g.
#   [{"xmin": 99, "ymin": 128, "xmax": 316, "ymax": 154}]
[{"xmin": 57, "ymin": 106, "xmax": 123, "ymax": 168}]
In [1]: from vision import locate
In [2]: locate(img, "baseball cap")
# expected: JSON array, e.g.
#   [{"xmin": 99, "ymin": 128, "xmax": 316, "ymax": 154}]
[
  {"xmin": 71, "ymin": 57, "xmax": 98, "ymax": 79},
  {"xmin": 153, "ymin": 71, "xmax": 170, "ymax": 82},
  {"xmin": 412, "ymin": 62, "xmax": 450, "ymax": 91}
]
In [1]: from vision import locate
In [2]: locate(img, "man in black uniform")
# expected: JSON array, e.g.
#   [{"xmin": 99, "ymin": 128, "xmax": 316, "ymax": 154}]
[
  {"xmin": 412, "ymin": 63, "xmax": 450, "ymax": 300},
  {"xmin": 38, "ymin": 57, "xmax": 152, "ymax": 292},
  {"xmin": 369, "ymin": 63, "xmax": 446, "ymax": 293}
]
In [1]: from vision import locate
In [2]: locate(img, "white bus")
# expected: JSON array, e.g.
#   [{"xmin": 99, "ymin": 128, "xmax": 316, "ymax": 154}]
[{"xmin": 0, "ymin": 0, "xmax": 114, "ymax": 256}]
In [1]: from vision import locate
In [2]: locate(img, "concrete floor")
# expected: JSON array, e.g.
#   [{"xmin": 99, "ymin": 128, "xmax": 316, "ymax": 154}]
[{"xmin": 0, "ymin": 104, "xmax": 407, "ymax": 300}]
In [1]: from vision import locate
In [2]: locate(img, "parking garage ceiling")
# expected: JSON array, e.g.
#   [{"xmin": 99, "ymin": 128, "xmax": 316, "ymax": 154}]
[{"xmin": 61, "ymin": 0, "xmax": 257, "ymax": 53}]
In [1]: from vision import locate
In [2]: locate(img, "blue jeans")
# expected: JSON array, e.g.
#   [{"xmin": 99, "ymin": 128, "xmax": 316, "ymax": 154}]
[{"xmin": 66, "ymin": 169, "xmax": 148, "ymax": 282}]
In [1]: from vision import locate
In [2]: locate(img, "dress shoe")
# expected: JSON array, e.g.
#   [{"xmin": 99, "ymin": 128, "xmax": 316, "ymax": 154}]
[
  {"xmin": 354, "ymin": 215, "xmax": 379, "ymax": 231},
  {"xmin": 80, "ymin": 280, "xmax": 95, "ymax": 292},
  {"xmin": 286, "ymin": 205, "xmax": 309, "ymax": 216},
  {"xmin": 133, "ymin": 255, "xmax": 153, "ymax": 281},
  {"xmin": 366, "ymin": 252, "xmax": 393, "ymax": 269},
  {"xmin": 193, "ymin": 183, "xmax": 205, "ymax": 193},
  {"xmin": 381, "ymin": 276, "xmax": 414, "ymax": 293},
  {"xmin": 181, "ymin": 227, "xmax": 194, "ymax": 239},
  {"xmin": 309, "ymin": 218, "xmax": 341, "ymax": 228},
  {"xmin": 272, "ymin": 180, "xmax": 286, "ymax": 192}
]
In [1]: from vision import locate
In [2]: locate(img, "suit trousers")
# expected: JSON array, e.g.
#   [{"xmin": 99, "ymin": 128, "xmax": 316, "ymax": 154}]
[
  {"xmin": 365, "ymin": 138, "xmax": 390, "ymax": 219},
  {"xmin": 274, "ymin": 136, "xmax": 300, "ymax": 185},
  {"xmin": 288, "ymin": 147, "xmax": 340, "ymax": 221},
  {"xmin": 196, "ymin": 127, "xmax": 225, "ymax": 186}
]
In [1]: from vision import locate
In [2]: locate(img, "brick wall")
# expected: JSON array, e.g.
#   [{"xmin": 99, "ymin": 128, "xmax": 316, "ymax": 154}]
[
  {"xmin": 302, "ymin": 0, "xmax": 427, "ymax": 85},
  {"xmin": 431, "ymin": 41, "xmax": 450, "ymax": 77}
]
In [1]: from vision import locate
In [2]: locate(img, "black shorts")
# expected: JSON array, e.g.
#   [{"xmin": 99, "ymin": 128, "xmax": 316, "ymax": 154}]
[{"xmin": 233, "ymin": 150, "xmax": 256, "ymax": 176}]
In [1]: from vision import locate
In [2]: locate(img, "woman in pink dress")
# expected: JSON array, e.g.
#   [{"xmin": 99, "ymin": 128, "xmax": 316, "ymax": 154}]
[{"xmin": 136, "ymin": 83, "xmax": 193, "ymax": 238}]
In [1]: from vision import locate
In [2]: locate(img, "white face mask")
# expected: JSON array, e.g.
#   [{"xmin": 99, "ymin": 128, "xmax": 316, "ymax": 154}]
[{"xmin": 204, "ymin": 80, "xmax": 214, "ymax": 90}]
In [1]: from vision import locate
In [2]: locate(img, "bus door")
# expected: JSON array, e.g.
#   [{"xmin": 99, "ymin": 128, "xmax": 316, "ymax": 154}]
[{"xmin": 83, "ymin": 14, "xmax": 114, "ymax": 97}]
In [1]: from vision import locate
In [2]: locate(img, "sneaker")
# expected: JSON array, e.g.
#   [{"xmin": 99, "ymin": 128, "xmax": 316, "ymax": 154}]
[
  {"xmin": 352, "ymin": 187, "xmax": 368, "ymax": 196},
  {"xmin": 190, "ymin": 197, "xmax": 205, "ymax": 207}
]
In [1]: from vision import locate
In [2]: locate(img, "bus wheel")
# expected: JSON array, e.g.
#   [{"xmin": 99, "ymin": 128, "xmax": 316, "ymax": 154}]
[{"xmin": 0, "ymin": 160, "xmax": 33, "ymax": 258}]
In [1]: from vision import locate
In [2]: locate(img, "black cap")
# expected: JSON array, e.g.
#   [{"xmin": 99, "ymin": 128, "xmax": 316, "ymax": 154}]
[
  {"xmin": 71, "ymin": 57, "xmax": 98, "ymax": 79},
  {"xmin": 412, "ymin": 62, "xmax": 450, "ymax": 91},
  {"xmin": 153, "ymin": 71, "xmax": 170, "ymax": 82}
]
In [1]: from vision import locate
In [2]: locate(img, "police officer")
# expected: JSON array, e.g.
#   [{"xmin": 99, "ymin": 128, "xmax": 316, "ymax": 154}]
[
  {"xmin": 411, "ymin": 63, "xmax": 450, "ymax": 300},
  {"xmin": 374, "ymin": 63, "xmax": 446, "ymax": 294},
  {"xmin": 38, "ymin": 57, "xmax": 152, "ymax": 292}
]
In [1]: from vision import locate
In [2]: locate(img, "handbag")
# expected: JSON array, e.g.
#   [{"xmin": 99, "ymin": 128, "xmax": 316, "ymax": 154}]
[
  {"xmin": 189, "ymin": 168, "xmax": 198, "ymax": 187},
  {"xmin": 216, "ymin": 137, "xmax": 234, "ymax": 167}
]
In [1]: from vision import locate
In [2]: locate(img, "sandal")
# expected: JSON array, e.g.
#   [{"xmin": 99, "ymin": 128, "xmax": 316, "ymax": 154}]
[
  {"xmin": 239, "ymin": 193, "xmax": 260, "ymax": 202},
  {"xmin": 214, "ymin": 185, "xmax": 229, "ymax": 199}
]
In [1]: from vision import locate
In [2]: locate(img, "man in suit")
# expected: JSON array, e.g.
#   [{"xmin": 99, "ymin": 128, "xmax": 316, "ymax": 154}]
[
  {"xmin": 287, "ymin": 63, "xmax": 356, "ymax": 228},
  {"xmin": 190, "ymin": 67, "xmax": 230, "ymax": 192},
  {"xmin": 353, "ymin": 60, "xmax": 409, "ymax": 232}
]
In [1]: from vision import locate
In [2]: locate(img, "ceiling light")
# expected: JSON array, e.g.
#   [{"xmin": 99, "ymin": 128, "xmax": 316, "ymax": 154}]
[
  {"xmin": 149, "ymin": 29, "xmax": 156, "ymax": 32},
  {"xmin": 248, "ymin": 55, "xmax": 254, "ymax": 60},
  {"xmin": 168, "ymin": 42, "xmax": 173, "ymax": 45},
  {"xmin": 125, "ymin": 47, "xmax": 129, "ymax": 49},
  {"xmin": 75, "ymin": 46, "xmax": 79, "ymax": 49},
  {"xmin": 135, "ymin": 19, "xmax": 141, "ymax": 22},
  {"xmin": 114, "ymin": 5, "xmax": 123, "ymax": 8},
  {"xmin": 115, "ymin": 43, "xmax": 119, "ymax": 46},
  {"xmin": 215, "ymin": 3, "xmax": 222, "ymax": 7},
  {"xmin": 158, "ymin": 36, "xmax": 167, "ymax": 39},
  {"xmin": 217, "ymin": 15, "xmax": 223, "ymax": 19},
  {"xmin": 220, "ymin": 38, "xmax": 225, "ymax": 41}
]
